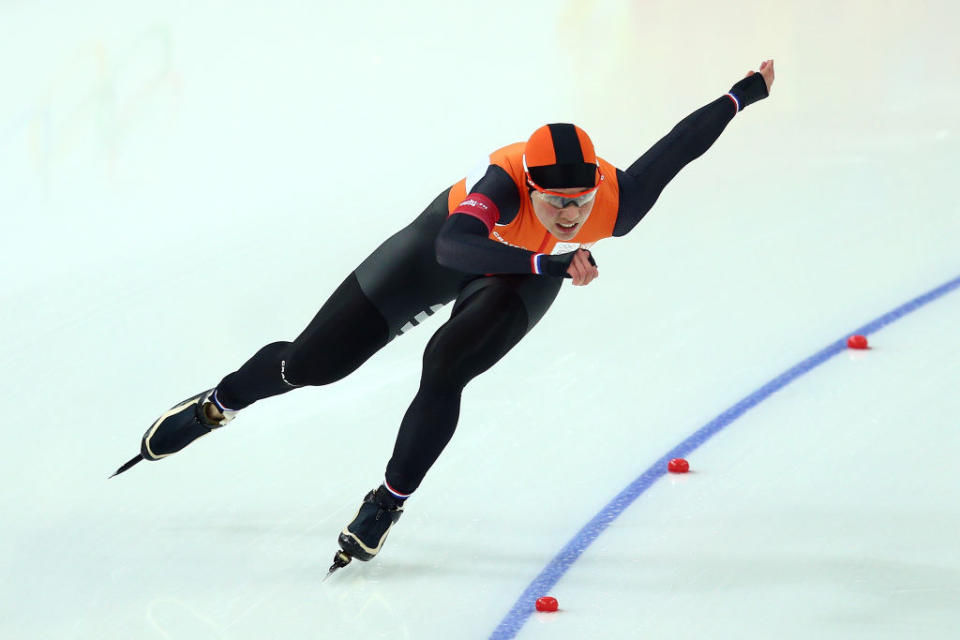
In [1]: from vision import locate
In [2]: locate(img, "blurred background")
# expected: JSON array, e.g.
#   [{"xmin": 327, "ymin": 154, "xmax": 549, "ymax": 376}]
[{"xmin": 1, "ymin": 1, "xmax": 957, "ymax": 638}]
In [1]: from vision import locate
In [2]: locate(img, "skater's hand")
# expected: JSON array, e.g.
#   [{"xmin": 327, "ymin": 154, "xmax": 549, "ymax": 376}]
[
  {"xmin": 745, "ymin": 59, "xmax": 775, "ymax": 93},
  {"xmin": 567, "ymin": 248, "xmax": 599, "ymax": 286}
]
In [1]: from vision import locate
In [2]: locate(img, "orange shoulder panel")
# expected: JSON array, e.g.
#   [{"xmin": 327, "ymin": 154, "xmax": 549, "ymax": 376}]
[{"xmin": 487, "ymin": 142, "xmax": 527, "ymax": 182}]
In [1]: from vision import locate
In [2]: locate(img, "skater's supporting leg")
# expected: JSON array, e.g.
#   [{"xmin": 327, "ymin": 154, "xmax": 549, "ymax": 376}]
[
  {"xmin": 384, "ymin": 274, "xmax": 563, "ymax": 495},
  {"xmin": 215, "ymin": 272, "xmax": 391, "ymax": 410},
  {"xmin": 335, "ymin": 274, "xmax": 560, "ymax": 562}
]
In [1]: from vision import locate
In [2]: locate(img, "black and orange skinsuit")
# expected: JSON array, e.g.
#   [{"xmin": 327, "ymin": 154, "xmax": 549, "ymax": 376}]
[{"xmin": 215, "ymin": 74, "xmax": 768, "ymax": 496}]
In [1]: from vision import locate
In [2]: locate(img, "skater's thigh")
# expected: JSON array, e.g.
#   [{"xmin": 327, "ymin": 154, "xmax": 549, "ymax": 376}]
[
  {"xmin": 452, "ymin": 273, "xmax": 563, "ymax": 332},
  {"xmin": 423, "ymin": 275, "xmax": 562, "ymax": 386},
  {"xmin": 288, "ymin": 189, "xmax": 464, "ymax": 379},
  {"xmin": 284, "ymin": 272, "xmax": 392, "ymax": 384}
]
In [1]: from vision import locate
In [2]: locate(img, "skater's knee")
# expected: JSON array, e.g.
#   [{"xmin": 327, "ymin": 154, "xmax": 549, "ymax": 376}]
[
  {"xmin": 420, "ymin": 346, "xmax": 469, "ymax": 390},
  {"xmin": 280, "ymin": 348, "xmax": 351, "ymax": 387},
  {"xmin": 420, "ymin": 327, "xmax": 486, "ymax": 390},
  {"xmin": 279, "ymin": 350, "xmax": 316, "ymax": 386}
]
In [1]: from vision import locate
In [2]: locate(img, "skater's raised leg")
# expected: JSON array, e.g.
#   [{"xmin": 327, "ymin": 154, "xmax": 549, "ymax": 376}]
[
  {"xmin": 116, "ymin": 190, "xmax": 464, "ymax": 476},
  {"xmin": 215, "ymin": 272, "xmax": 392, "ymax": 410},
  {"xmin": 115, "ymin": 272, "xmax": 393, "ymax": 475}
]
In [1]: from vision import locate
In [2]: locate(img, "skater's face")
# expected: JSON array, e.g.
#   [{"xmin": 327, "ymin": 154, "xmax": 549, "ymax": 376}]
[{"xmin": 530, "ymin": 187, "xmax": 597, "ymax": 241}]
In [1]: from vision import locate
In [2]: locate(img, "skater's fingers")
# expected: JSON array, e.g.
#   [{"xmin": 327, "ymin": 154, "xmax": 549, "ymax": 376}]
[
  {"xmin": 577, "ymin": 250, "xmax": 599, "ymax": 285},
  {"xmin": 580, "ymin": 262, "xmax": 599, "ymax": 286},
  {"xmin": 579, "ymin": 267, "xmax": 598, "ymax": 286},
  {"xmin": 759, "ymin": 59, "xmax": 775, "ymax": 91},
  {"xmin": 569, "ymin": 262, "xmax": 585, "ymax": 285},
  {"xmin": 565, "ymin": 253, "xmax": 583, "ymax": 283},
  {"xmin": 574, "ymin": 257, "xmax": 592, "ymax": 285},
  {"xmin": 569, "ymin": 252, "xmax": 590, "ymax": 285}
]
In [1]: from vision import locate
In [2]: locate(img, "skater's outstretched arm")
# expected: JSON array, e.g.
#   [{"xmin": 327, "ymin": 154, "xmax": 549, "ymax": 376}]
[{"xmin": 613, "ymin": 60, "xmax": 775, "ymax": 236}]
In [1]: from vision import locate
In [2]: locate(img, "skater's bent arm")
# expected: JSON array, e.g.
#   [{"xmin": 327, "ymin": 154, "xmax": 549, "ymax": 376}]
[
  {"xmin": 436, "ymin": 214, "xmax": 585, "ymax": 278},
  {"xmin": 435, "ymin": 213, "xmax": 544, "ymax": 274},
  {"xmin": 436, "ymin": 165, "xmax": 580, "ymax": 277},
  {"xmin": 613, "ymin": 66, "xmax": 771, "ymax": 236}
]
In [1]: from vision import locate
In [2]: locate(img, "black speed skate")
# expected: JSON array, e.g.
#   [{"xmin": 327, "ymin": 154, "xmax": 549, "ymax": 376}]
[
  {"xmin": 326, "ymin": 486, "xmax": 405, "ymax": 578},
  {"xmin": 110, "ymin": 389, "xmax": 236, "ymax": 477}
]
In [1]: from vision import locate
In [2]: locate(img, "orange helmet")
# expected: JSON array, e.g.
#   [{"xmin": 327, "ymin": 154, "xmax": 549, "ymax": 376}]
[{"xmin": 523, "ymin": 123, "xmax": 600, "ymax": 192}]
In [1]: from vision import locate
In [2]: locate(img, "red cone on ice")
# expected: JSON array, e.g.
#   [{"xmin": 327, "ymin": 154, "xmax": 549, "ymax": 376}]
[
  {"xmin": 847, "ymin": 335, "xmax": 868, "ymax": 349},
  {"xmin": 535, "ymin": 596, "xmax": 559, "ymax": 612},
  {"xmin": 668, "ymin": 458, "xmax": 690, "ymax": 473}
]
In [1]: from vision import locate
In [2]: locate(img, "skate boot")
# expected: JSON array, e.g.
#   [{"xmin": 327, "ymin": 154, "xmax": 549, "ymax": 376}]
[
  {"xmin": 141, "ymin": 388, "xmax": 236, "ymax": 461},
  {"xmin": 110, "ymin": 389, "xmax": 236, "ymax": 477},
  {"xmin": 338, "ymin": 486, "xmax": 405, "ymax": 562}
]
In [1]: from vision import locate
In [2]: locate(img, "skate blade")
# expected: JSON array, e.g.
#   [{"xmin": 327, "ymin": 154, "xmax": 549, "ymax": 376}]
[
  {"xmin": 109, "ymin": 454, "xmax": 144, "ymax": 478},
  {"xmin": 324, "ymin": 550, "xmax": 352, "ymax": 581}
]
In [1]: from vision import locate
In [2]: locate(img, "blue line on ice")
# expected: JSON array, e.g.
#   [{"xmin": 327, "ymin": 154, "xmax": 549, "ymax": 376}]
[{"xmin": 490, "ymin": 272, "xmax": 960, "ymax": 639}]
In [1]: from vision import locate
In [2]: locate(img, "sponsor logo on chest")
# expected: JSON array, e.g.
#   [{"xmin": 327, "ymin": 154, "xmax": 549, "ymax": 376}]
[{"xmin": 552, "ymin": 242, "xmax": 581, "ymax": 255}]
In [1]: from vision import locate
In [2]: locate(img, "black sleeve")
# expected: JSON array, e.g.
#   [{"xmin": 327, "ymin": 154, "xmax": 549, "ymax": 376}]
[
  {"xmin": 613, "ymin": 73, "xmax": 768, "ymax": 236},
  {"xmin": 435, "ymin": 213, "xmax": 584, "ymax": 277},
  {"xmin": 468, "ymin": 165, "xmax": 523, "ymax": 225},
  {"xmin": 435, "ymin": 213, "xmax": 540, "ymax": 275}
]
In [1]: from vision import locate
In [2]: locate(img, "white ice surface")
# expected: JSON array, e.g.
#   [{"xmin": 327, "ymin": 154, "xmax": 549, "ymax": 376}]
[{"xmin": 1, "ymin": 1, "xmax": 958, "ymax": 639}]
